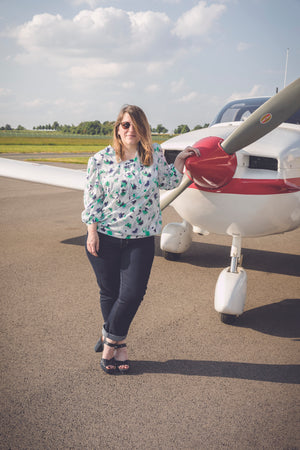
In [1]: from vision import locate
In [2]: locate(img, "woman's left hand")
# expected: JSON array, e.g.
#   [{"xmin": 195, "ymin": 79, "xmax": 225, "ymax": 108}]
[{"xmin": 174, "ymin": 146, "xmax": 200, "ymax": 174}]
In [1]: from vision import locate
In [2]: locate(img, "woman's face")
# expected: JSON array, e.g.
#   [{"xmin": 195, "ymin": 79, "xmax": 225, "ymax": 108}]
[{"xmin": 118, "ymin": 112, "xmax": 140, "ymax": 150}]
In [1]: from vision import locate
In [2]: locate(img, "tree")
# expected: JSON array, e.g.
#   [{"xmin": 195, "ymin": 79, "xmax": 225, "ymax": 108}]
[
  {"xmin": 52, "ymin": 121, "xmax": 60, "ymax": 131},
  {"xmin": 102, "ymin": 121, "xmax": 114, "ymax": 135},
  {"xmin": 174, "ymin": 124, "xmax": 190, "ymax": 134},
  {"xmin": 155, "ymin": 124, "xmax": 168, "ymax": 134},
  {"xmin": 193, "ymin": 123, "xmax": 209, "ymax": 130}
]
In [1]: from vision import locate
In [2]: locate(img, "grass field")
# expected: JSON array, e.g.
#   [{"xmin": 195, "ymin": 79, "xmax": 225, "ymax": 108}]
[
  {"xmin": 28, "ymin": 157, "xmax": 90, "ymax": 164},
  {"xmin": 0, "ymin": 145, "xmax": 105, "ymax": 154},
  {"xmin": 0, "ymin": 132, "xmax": 169, "ymax": 164}
]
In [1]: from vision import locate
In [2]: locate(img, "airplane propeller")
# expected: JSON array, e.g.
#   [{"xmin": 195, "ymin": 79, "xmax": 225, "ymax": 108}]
[
  {"xmin": 221, "ymin": 77, "xmax": 300, "ymax": 155},
  {"xmin": 160, "ymin": 173, "xmax": 193, "ymax": 210},
  {"xmin": 160, "ymin": 77, "xmax": 300, "ymax": 211}
]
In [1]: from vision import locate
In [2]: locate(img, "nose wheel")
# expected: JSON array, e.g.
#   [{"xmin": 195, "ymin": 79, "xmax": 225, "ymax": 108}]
[
  {"xmin": 220, "ymin": 313, "xmax": 238, "ymax": 324},
  {"xmin": 214, "ymin": 235, "xmax": 247, "ymax": 324}
]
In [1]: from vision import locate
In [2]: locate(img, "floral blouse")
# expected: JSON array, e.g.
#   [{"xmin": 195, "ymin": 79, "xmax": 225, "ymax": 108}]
[{"xmin": 81, "ymin": 143, "xmax": 183, "ymax": 239}]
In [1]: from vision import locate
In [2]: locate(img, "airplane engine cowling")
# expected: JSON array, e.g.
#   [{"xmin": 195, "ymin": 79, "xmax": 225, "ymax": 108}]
[{"xmin": 185, "ymin": 136, "xmax": 237, "ymax": 189}]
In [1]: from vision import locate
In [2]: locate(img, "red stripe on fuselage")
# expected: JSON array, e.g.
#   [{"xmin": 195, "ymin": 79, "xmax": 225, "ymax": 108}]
[{"xmin": 189, "ymin": 178, "xmax": 300, "ymax": 195}]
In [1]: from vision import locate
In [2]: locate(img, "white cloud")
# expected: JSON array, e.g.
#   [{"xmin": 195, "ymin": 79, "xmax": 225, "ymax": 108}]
[
  {"xmin": 71, "ymin": 0, "xmax": 106, "ymax": 7},
  {"xmin": 177, "ymin": 91, "xmax": 198, "ymax": 103},
  {"xmin": 227, "ymin": 84, "xmax": 263, "ymax": 102},
  {"xmin": 0, "ymin": 88, "xmax": 13, "ymax": 97},
  {"xmin": 67, "ymin": 61, "xmax": 125, "ymax": 79},
  {"xmin": 237, "ymin": 42, "xmax": 251, "ymax": 52},
  {"xmin": 7, "ymin": 3, "xmax": 227, "ymax": 81},
  {"xmin": 170, "ymin": 78, "xmax": 185, "ymax": 93},
  {"xmin": 9, "ymin": 7, "xmax": 173, "ymax": 66},
  {"xmin": 121, "ymin": 81, "xmax": 135, "ymax": 89},
  {"xmin": 146, "ymin": 59, "xmax": 175, "ymax": 74},
  {"xmin": 2, "ymin": 2, "xmax": 234, "ymax": 128},
  {"xmin": 173, "ymin": 1, "xmax": 226, "ymax": 38},
  {"xmin": 24, "ymin": 98, "xmax": 66, "ymax": 108},
  {"xmin": 146, "ymin": 84, "xmax": 160, "ymax": 93}
]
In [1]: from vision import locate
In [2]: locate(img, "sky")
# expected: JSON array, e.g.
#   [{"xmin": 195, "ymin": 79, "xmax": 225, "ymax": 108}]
[{"xmin": 0, "ymin": 0, "xmax": 299, "ymax": 132}]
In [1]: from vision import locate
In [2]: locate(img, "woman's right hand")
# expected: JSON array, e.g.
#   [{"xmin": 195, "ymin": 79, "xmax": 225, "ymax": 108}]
[{"xmin": 87, "ymin": 225, "xmax": 100, "ymax": 256}]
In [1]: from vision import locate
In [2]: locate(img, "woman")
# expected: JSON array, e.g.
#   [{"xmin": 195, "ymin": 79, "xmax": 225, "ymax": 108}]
[{"xmin": 82, "ymin": 105, "xmax": 198, "ymax": 375}]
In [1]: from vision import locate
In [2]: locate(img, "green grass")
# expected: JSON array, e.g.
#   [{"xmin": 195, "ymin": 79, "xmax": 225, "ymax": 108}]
[
  {"xmin": 0, "ymin": 132, "xmax": 170, "ymax": 163},
  {"xmin": 0, "ymin": 136, "xmax": 111, "ymax": 146},
  {"xmin": 0, "ymin": 131, "xmax": 113, "ymax": 142},
  {"xmin": 0, "ymin": 145, "xmax": 105, "ymax": 154},
  {"xmin": 28, "ymin": 157, "xmax": 90, "ymax": 164}
]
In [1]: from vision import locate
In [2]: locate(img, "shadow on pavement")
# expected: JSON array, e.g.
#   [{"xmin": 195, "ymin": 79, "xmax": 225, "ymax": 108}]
[
  {"xmin": 130, "ymin": 360, "xmax": 300, "ymax": 384},
  {"xmin": 62, "ymin": 235, "xmax": 300, "ymax": 277},
  {"xmin": 235, "ymin": 298, "xmax": 300, "ymax": 339},
  {"xmin": 163, "ymin": 241, "xmax": 300, "ymax": 277}
]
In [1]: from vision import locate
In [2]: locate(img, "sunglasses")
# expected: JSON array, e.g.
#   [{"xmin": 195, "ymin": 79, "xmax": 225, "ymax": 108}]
[{"xmin": 120, "ymin": 121, "xmax": 134, "ymax": 130}]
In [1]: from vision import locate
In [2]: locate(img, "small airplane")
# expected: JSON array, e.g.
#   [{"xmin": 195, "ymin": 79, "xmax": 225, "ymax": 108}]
[
  {"xmin": 1, "ymin": 78, "xmax": 300, "ymax": 324},
  {"xmin": 159, "ymin": 77, "xmax": 300, "ymax": 323}
]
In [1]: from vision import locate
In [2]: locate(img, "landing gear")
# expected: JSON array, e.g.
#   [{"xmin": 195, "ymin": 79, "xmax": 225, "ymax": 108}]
[
  {"xmin": 164, "ymin": 251, "xmax": 181, "ymax": 261},
  {"xmin": 161, "ymin": 225, "xmax": 247, "ymax": 325},
  {"xmin": 160, "ymin": 221, "xmax": 193, "ymax": 257},
  {"xmin": 214, "ymin": 235, "xmax": 247, "ymax": 324},
  {"xmin": 220, "ymin": 313, "xmax": 237, "ymax": 324}
]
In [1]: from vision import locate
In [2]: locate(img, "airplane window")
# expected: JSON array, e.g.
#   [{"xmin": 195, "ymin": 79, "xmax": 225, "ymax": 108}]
[
  {"xmin": 220, "ymin": 107, "xmax": 240, "ymax": 123},
  {"xmin": 210, "ymin": 97, "xmax": 300, "ymax": 126},
  {"xmin": 240, "ymin": 110, "xmax": 251, "ymax": 121},
  {"xmin": 210, "ymin": 98, "xmax": 269, "ymax": 126}
]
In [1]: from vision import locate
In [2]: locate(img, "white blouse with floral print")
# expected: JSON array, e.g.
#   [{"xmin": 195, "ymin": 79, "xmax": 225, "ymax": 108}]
[{"xmin": 81, "ymin": 143, "xmax": 183, "ymax": 239}]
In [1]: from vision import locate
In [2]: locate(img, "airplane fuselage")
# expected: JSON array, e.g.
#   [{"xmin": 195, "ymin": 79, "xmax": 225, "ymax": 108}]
[{"xmin": 162, "ymin": 122, "xmax": 300, "ymax": 237}]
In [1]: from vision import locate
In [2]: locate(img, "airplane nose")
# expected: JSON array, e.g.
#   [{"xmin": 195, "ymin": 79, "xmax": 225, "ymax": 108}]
[{"xmin": 185, "ymin": 136, "xmax": 237, "ymax": 189}]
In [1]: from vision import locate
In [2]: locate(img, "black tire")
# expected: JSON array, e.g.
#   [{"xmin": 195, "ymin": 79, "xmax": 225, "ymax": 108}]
[
  {"xmin": 164, "ymin": 251, "xmax": 181, "ymax": 261},
  {"xmin": 220, "ymin": 313, "xmax": 237, "ymax": 324}
]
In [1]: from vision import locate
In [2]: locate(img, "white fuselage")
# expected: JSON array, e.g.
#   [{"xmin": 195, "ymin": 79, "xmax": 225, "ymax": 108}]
[{"xmin": 162, "ymin": 122, "xmax": 300, "ymax": 237}]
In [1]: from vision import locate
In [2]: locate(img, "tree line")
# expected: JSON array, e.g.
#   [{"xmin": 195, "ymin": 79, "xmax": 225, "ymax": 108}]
[{"xmin": 1, "ymin": 120, "xmax": 209, "ymax": 135}]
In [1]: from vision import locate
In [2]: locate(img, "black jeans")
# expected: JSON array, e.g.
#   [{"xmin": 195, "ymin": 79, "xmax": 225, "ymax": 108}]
[{"xmin": 86, "ymin": 232, "xmax": 155, "ymax": 341}]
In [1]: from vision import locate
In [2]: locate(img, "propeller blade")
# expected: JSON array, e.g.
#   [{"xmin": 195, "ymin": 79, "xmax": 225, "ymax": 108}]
[
  {"xmin": 221, "ymin": 77, "xmax": 300, "ymax": 155},
  {"xmin": 160, "ymin": 173, "xmax": 192, "ymax": 211}
]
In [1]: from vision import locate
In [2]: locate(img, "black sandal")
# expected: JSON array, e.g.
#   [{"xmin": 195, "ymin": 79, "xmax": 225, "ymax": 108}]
[
  {"xmin": 114, "ymin": 343, "xmax": 130, "ymax": 375},
  {"xmin": 94, "ymin": 336, "xmax": 104, "ymax": 352},
  {"xmin": 100, "ymin": 339, "xmax": 117, "ymax": 375}
]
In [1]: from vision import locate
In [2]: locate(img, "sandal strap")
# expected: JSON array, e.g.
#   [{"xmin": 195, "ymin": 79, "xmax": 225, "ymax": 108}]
[
  {"xmin": 101, "ymin": 357, "xmax": 116, "ymax": 366},
  {"xmin": 114, "ymin": 343, "xmax": 127, "ymax": 349},
  {"xmin": 115, "ymin": 359, "xmax": 129, "ymax": 366},
  {"xmin": 103, "ymin": 337, "xmax": 118, "ymax": 348}
]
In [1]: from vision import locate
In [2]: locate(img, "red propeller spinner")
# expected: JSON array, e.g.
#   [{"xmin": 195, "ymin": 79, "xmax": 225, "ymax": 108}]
[{"xmin": 185, "ymin": 136, "xmax": 237, "ymax": 190}]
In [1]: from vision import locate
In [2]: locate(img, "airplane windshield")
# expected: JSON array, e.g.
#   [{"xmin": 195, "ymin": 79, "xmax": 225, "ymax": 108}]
[{"xmin": 210, "ymin": 97, "xmax": 300, "ymax": 126}]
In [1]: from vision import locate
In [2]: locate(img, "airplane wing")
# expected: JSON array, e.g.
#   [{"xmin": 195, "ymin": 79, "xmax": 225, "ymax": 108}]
[
  {"xmin": 0, "ymin": 157, "xmax": 176, "ymax": 206},
  {"xmin": 0, "ymin": 157, "xmax": 86, "ymax": 190}
]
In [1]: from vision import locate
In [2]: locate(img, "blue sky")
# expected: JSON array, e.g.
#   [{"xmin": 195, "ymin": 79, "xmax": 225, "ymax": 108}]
[{"xmin": 0, "ymin": 0, "xmax": 299, "ymax": 132}]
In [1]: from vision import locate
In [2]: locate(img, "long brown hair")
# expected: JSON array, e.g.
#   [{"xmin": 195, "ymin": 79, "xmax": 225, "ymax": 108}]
[{"xmin": 113, "ymin": 105, "xmax": 153, "ymax": 166}]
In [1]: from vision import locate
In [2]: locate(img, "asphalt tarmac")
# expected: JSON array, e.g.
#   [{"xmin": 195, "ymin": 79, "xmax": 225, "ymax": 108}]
[{"xmin": 1, "ymin": 169, "xmax": 300, "ymax": 449}]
